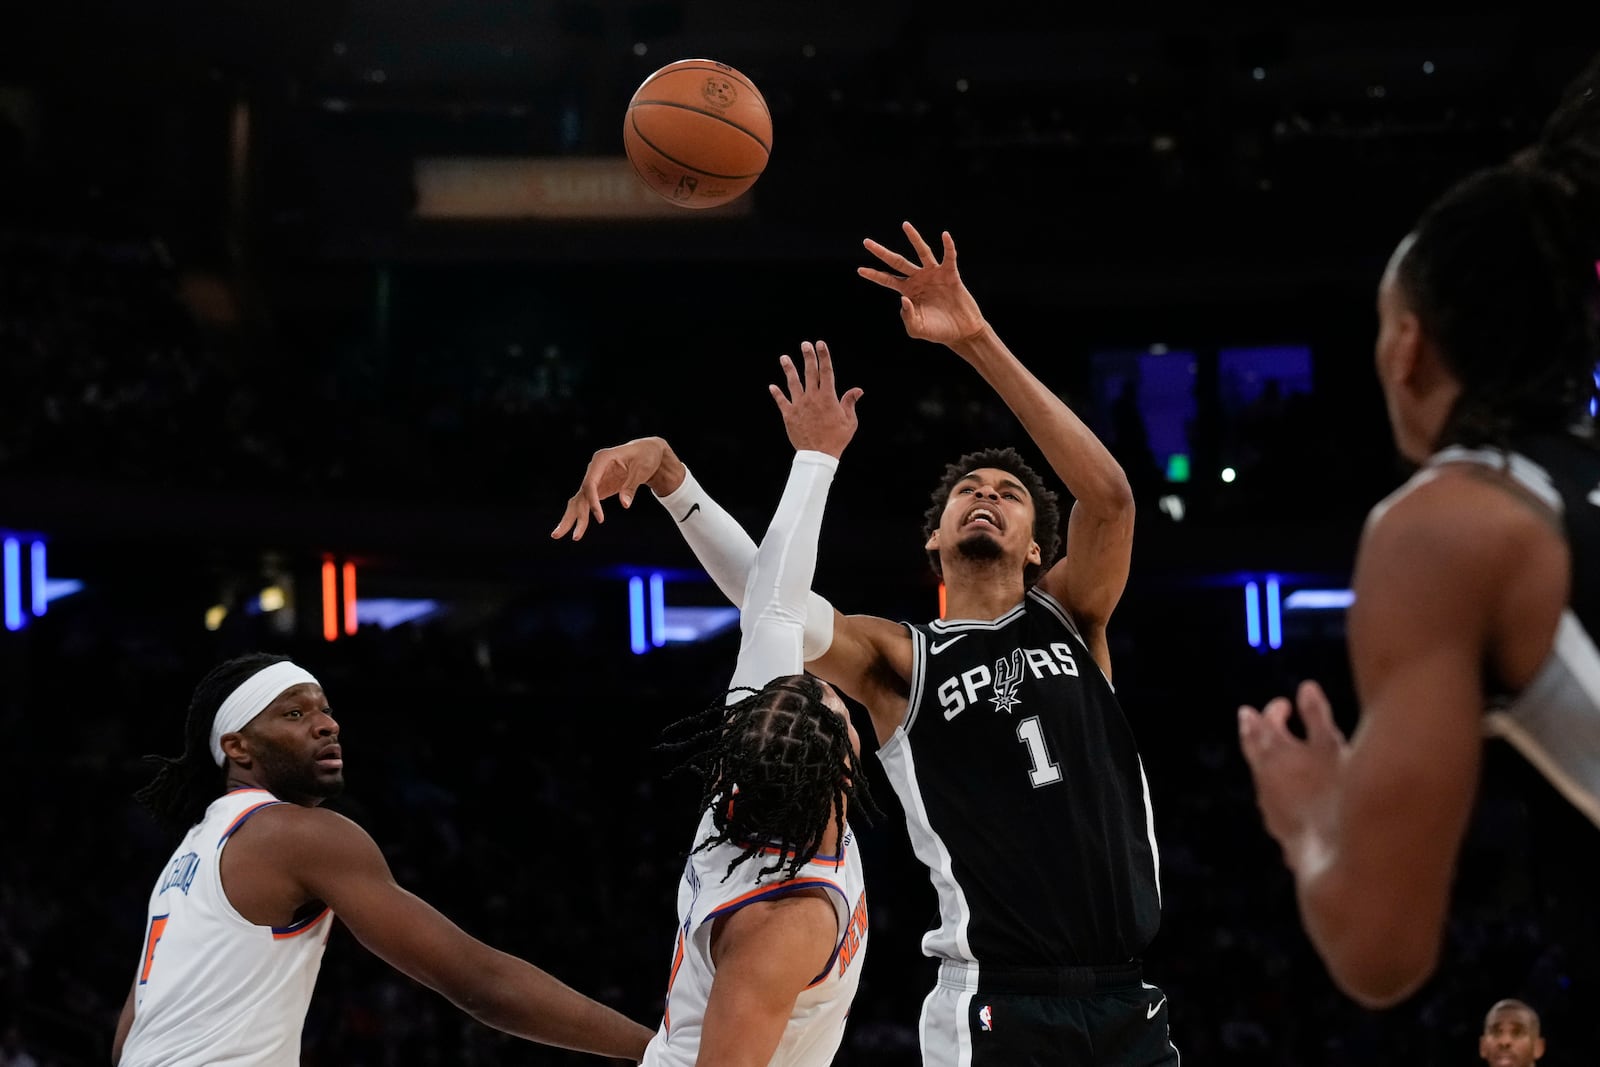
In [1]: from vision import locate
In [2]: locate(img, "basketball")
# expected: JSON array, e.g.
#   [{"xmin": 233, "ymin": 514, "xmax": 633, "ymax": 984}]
[{"xmin": 623, "ymin": 59, "xmax": 772, "ymax": 209}]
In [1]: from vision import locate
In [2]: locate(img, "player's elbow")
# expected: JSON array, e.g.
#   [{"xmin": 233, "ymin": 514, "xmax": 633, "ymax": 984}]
[{"xmin": 1324, "ymin": 917, "xmax": 1441, "ymax": 1009}]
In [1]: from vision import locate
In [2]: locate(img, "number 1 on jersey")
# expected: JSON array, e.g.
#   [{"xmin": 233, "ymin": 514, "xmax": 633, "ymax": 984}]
[{"xmin": 1016, "ymin": 716, "xmax": 1062, "ymax": 787}]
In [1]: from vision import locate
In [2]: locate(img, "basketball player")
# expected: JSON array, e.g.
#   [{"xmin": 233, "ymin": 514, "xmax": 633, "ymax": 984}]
[
  {"xmin": 114, "ymin": 654, "xmax": 655, "ymax": 1065},
  {"xmin": 565, "ymin": 341, "xmax": 873, "ymax": 1066},
  {"xmin": 1238, "ymin": 52, "xmax": 1600, "ymax": 1008},
  {"xmin": 556, "ymin": 233, "xmax": 1175, "ymax": 1065},
  {"xmin": 1480, "ymin": 1000, "xmax": 1546, "ymax": 1067}
]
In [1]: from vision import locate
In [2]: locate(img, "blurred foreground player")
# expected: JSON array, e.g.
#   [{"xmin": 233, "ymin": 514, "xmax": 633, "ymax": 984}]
[{"xmin": 1240, "ymin": 52, "xmax": 1600, "ymax": 1007}]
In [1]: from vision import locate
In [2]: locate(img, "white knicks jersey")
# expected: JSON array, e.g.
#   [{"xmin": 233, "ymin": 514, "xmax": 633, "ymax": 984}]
[
  {"xmin": 642, "ymin": 809, "xmax": 869, "ymax": 1067},
  {"xmin": 120, "ymin": 789, "xmax": 333, "ymax": 1067}
]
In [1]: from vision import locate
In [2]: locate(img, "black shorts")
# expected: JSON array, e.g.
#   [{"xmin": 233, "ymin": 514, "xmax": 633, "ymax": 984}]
[{"xmin": 919, "ymin": 961, "xmax": 1179, "ymax": 1067}]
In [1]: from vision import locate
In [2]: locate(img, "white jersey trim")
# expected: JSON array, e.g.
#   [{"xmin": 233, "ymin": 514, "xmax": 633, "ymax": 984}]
[
  {"xmin": 1028, "ymin": 587, "xmax": 1115, "ymax": 692},
  {"xmin": 903, "ymin": 625, "xmax": 930, "ymax": 735},
  {"xmin": 875, "ymin": 727, "xmax": 976, "ymax": 963},
  {"xmin": 1487, "ymin": 609, "xmax": 1600, "ymax": 828}
]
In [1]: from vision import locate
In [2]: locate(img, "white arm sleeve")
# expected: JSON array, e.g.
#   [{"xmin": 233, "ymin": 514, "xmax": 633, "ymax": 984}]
[
  {"xmin": 655, "ymin": 466, "xmax": 837, "ymax": 659},
  {"xmin": 727, "ymin": 451, "xmax": 837, "ymax": 692}
]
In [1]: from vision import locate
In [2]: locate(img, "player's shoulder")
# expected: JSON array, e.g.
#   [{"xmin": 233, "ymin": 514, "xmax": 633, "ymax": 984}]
[
  {"xmin": 226, "ymin": 801, "xmax": 374, "ymax": 861},
  {"xmin": 1361, "ymin": 463, "xmax": 1556, "ymax": 583}
]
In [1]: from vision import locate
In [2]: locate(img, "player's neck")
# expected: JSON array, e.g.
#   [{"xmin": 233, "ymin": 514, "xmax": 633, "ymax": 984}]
[{"xmin": 942, "ymin": 572, "xmax": 1027, "ymax": 622}]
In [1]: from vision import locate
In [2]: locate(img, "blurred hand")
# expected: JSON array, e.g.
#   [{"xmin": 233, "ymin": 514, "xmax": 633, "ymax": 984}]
[
  {"xmin": 550, "ymin": 436, "xmax": 677, "ymax": 541},
  {"xmin": 857, "ymin": 221, "xmax": 988, "ymax": 348},
  {"xmin": 769, "ymin": 341, "xmax": 863, "ymax": 459},
  {"xmin": 1238, "ymin": 679, "xmax": 1349, "ymax": 871}
]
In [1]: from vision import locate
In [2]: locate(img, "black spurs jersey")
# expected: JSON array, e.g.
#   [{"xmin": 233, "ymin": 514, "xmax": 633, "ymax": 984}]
[{"xmin": 876, "ymin": 587, "xmax": 1161, "ymax": 968}]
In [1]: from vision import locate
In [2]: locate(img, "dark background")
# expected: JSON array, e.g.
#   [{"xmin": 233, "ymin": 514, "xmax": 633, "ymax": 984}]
[{"xmin": 2, "ymin": 3, "xmax": 1599, "ymax": 1064}]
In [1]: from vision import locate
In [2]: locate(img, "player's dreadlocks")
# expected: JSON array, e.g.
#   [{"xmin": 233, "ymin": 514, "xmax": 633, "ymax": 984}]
[
  {"xmin": 662, "ymin": 674, "xmax": 876, "ymax": 882},
  {"xmin": 134, "ymin": 652, "xmax": 291, "ymax": 835},
  {"xmin": 1397, "ymin": 51, "xmax": 1600, "ymax": 450},
  {"xmin": 923, "ymin": 446, "xmax": 1063, "ymax": 588}
]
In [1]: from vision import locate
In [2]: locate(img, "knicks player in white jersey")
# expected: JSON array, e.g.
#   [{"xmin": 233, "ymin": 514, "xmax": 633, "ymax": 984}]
[
  {"xmin": 555, "ymin": 341, "xmax": 872, "ymax": 1066},
  {"xmin": 1240, "ymin": 50, "xmax": 1600, "ymax": 1009},
  {"xmin": 115, "ymin": 653, "xmax": 654, "ymax": 1065},
  {"xmin": 558, "ymin": 230, "xmax": 1179, "ymax": 1067}
]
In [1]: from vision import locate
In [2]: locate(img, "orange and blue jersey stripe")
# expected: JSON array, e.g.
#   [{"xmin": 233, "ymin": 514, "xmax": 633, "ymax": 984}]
[
  {"xmin": 272, "ymin": 906, "xmax": 331, "ymax": 940},
  {"xmin": 703, "ymin": 877, "xmax": 850, "ymax": 987},
  {"xmin": 217, "ymin": 800, "xmax": 284, "ymax": 847}
]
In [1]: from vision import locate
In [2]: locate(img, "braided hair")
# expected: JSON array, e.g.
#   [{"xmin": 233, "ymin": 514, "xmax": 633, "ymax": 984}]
[
  {"xmin": 133, "ymin": 652, "xmax": 291, "ymax": 834},
  {"xmin": 1396, "ymin": 52, "xmax": 1600, "ymax": 449},
  {"xmin": 923, "ymin": 446, "xmax": 1063, "ymax": 588},
  {"xmin": 662, "ymin": 674, "xmax": 877, "ymax": 882}
]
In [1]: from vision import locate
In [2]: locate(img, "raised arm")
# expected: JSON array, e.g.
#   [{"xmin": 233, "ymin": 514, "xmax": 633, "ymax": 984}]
[
  {"xmin": 1238, "ymin": 474, "xmax": 1550, "ymax": 1006},
  {"xmin": 550, "ymin": 350, "xmax": 911, "ymax": 725},
  {"xmin": 728, "ymin": 341, "xmax": 858, "ymax": 690},
  {"xmin": 272, "ymin": 806, "xmax": 654, "ymax": 1060},
  {"xmin": 860, "ymin": 223, "xmax": 1135, "ymax": 661}
]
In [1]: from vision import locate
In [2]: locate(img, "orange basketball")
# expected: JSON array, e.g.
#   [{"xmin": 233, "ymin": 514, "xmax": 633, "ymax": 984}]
[{"xmin": 623, "ymin": 59, "xmax": 772, "ymax": 209}]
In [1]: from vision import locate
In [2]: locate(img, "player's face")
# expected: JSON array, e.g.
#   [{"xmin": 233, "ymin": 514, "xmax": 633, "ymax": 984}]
[
  {"xmin": 1479, "ymin": 1008, "xmax": 1544, "ymax": 1067},
  {"xmin": 1374, "ymin": 236, "xmax": 1431, "ymax": 463},
  {"xmin": 928, "ymin": 468, "xmax": 1042, "ymax": 575},
  {"xmin": 239, "ymin": 683, "xmax": 345, "ymax": 804}
]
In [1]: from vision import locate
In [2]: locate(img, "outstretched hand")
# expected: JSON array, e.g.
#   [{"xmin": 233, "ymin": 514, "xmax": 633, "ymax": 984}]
[
  {"xmin": 858, "ymin": 221, "xmax": 988, "ymax": 347},
  {"xmin": 550, "ymin": 436, "xmax": 675, "ymax": 542},
  {"xmin": 769, "ymin": 340, "xmax": 863, "ymax": 459},
  {"xmin": 1238, "ymin": 679, "xmax": 1348, "ymax": 872}
]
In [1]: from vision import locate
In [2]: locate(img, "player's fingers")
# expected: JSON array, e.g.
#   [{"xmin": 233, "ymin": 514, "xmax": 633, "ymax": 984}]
[
  {"xmin": 903, "ymin": 220, "xmax": 937, "ymax": 267},
  {"xmin": 899, "ymin": 295, "xmax": 918, "ymax": 328},
  {"xmin": 1237, "ymin": 706, "xmax": 1267, "ymax": 764},
  {"xmin": 863, "ymin": 238, "xmax": 918, "ymax": 276},
  {"xmin": 941, "ymin": 230, "xmax": 957, "ymax": 266},
  {"xmin": 768, "ymin": 382, "xmax": 792, "ymax": 413},
  {"xmin": 550, "ymin": 499, "xmax": 579, "ymax": 539},
  {"xmin": 817, "ymin": 340, "xmax": 836, "ymax": 395},
  {"xmin": 1262, "ymin": 695, "xmax": 1295, "ymax": 732},
  {"xmin": 1297, "ymin": 680, "xmax": 1344, "ymax": 745},
  {"xmin": 840, "ymin": 386, "xmax": 864, "ymax": 421},
  {"xmin": 778, "ymin": 353, "xmax": 802, "ymax": 400},
  {"xmin": 801, "ymin": 341, "xmax": 819, "ymax": 393}
]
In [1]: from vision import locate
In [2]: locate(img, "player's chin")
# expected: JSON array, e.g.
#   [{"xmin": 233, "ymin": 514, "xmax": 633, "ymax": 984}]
[
  {"xmin": 309, "ymin": 769, "xmax": 346, "ymax": 797},
  {"xmin": 954, "ymin": 532, "xmax": 1005, "ymax": 562}
]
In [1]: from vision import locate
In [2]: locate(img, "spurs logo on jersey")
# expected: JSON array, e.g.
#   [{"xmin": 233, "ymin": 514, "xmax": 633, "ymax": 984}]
[
  {"xmin": 936, "ymin": 643, "xmax": 1078, "ymax": 720},
  {"xmin": 879, "ymin": 588, "xmax": 1161, "ymax": 966}
]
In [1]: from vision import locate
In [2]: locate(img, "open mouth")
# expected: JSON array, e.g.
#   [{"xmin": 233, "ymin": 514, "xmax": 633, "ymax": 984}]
[
  {"xmin": 962, "ymin": 506, "xmax": 1002, "ymax": 532},
  {"xmin": 315, "ymin": 746, "xmax": 344, "ymax": 771}
]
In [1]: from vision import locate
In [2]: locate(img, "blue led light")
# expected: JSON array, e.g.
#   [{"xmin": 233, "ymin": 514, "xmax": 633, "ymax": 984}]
[
  {"xmin": 629, "ymin": 576, "xmax": 647, "ymax": 655},
  {"xmin": 30, "ymin": 542, "xmax": 46, "ymax": 617},
  {"xmin": 649, "ymin": 573, "xmax": 666, "ymax": 648},
  {"xmin": 1245, "ymin": 581, "xmax": 1261, "ymax": 648},
  {"xmin": 3, "ymin": 539, "xmax": 20, "ymax": 632},
  {"xmin": 1266, "ymin": 575, "xmax": 1283, "ymax": 650}
]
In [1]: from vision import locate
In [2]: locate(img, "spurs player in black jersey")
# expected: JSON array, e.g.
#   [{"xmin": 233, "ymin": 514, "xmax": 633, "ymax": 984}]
[
  {"xmin": 557, "ymin": 226, "xmax": 1176, "ymax": 1066},
  {"xmin": 1240, "ymin": 51, "xmax": 1600, "ymax": 1009}
]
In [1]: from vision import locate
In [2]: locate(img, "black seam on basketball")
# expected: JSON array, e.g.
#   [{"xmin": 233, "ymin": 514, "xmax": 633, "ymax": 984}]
[
  {"xmin": 628, "ymin": 109, "xmax": 769, "ymax": 176},
  {"xmin": 629, "ymin": 99, "xmax": 772, "ymax": 153},
  {"xmin": 641, "ymin": 64, "xmax": 771, "ymax": 116}
]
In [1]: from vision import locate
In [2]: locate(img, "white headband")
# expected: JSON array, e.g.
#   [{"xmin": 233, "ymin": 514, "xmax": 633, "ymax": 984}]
[{"xmin": 210, "ymin": 661, "xmax": 322, "ymax": 766}]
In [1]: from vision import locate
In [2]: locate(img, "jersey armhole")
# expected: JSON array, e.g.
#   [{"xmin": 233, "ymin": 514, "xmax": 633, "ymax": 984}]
[
  {"xmin": 901, "ymin": 625, "xmax": 928, "ymax": 734},
  {"xmin": 701, "ymin": 878, "xmax": 852, "ymax": 986}
]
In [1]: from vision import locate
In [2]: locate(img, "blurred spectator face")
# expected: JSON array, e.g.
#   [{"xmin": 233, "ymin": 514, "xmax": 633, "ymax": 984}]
[{"xmin": 1480, "ymin": 1004, "xmax": 1545, "ymax": 1067}]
